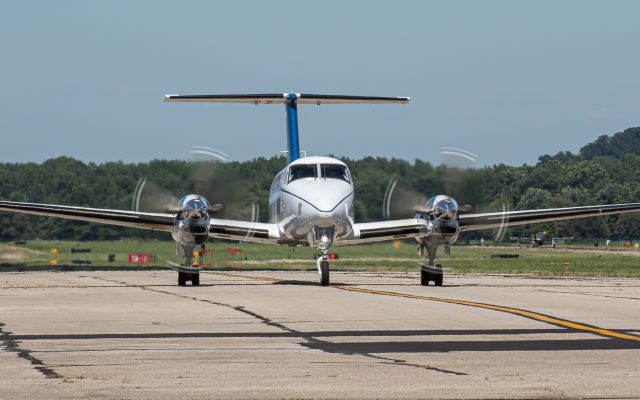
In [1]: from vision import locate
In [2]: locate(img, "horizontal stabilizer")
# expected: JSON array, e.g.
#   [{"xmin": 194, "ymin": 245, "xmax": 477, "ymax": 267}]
[
  {"xmin": 164, "ymin": 91, "xmax": 409, "ymax": 163},
  {"xmin": 164, "ymin": 93, "xmax": 410, "ymax": 105}
]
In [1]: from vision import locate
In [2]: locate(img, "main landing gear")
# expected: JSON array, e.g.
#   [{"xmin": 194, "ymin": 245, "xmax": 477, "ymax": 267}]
[
  {"xmin": 177, "ymin": 243, "xmax": 202, "ymax": 287},
  {"xmin": 419, "ymin": 242, "xmax": 443, "ymax": 286},
  {"xmin": 421, "ymin": 264, "xmax": 443, "ymax": 286},
  {"xmin": 178, "ymin": 270, "xmax": 199, "ymax": 286}
]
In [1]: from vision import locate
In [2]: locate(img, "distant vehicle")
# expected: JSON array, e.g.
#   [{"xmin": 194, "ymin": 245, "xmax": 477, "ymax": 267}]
[
  {"xmin": 1, "ymin": 92, "xmax": 640, "ymax": 287},
  {"xmin": 511, "ymin": 231, "xmax": 573, "ymax": 248}
]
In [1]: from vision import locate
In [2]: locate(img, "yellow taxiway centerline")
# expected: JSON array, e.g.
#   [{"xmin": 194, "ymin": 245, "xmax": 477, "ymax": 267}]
[{"xmin": 208, "ymin": 271, "xmax": 640, "ymax": 342}]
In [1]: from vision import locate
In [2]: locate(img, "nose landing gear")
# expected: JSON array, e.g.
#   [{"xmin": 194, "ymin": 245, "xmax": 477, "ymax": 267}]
[
  {"xmin": 312, "ymin": 226, "xmax": 335, "ymax": 286},
  {"xmin": 317, "ymin": 255, "xmax": 330, "ymax": 286}
]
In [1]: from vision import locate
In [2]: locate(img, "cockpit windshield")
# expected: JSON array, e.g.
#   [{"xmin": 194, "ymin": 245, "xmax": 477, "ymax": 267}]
[
  {"xmin": 320, "ymin": 164, "xmax": 350, "ymax": 182},
  {"xmin": 288, "ymin": 164, "xmax": 317, "ymax": 183}
]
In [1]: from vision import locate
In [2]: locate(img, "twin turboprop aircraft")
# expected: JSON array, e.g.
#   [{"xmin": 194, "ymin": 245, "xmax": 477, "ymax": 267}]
[
  {"xmin": 511, "ymin": 231, "xmax": 574, "ymax": 248},
  {"xmin": 1, "ymin": 92, "xmax": 640, "ymax": 287}
]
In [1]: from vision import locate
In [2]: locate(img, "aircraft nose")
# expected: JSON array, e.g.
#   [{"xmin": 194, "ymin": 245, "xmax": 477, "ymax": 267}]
[
  {"xmin": 314, "ymin": 195, "xmax": 346, "ymax": 214},
  {"xmin": 284, "ymin": 177, "xmax": 353, "ymax": 235},
  {"xmin": 305, "ymin": 180, "xmax": 353, "ymax": 213}
]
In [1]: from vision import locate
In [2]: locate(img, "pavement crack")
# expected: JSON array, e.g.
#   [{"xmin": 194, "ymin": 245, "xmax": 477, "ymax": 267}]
[
  {"xmin": 0, "ymin": 322, "xmax": 61, "ymax": 379},
  {"xmin": 360, "ymin": 353, "xmax": 468, "ymax": 375},
  {"xmin": 86, "ymin": 276, "xmax": 456, "ymax": 375},
  {"xmin": 231, "ymin": 306, "xmax": 300, "ymax": 335}
]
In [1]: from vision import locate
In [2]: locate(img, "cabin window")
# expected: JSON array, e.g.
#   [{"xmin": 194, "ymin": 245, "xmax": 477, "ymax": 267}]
[
  {"xmin": 320, "ymin": 164, "xmax": 350, "ymax": 182},
  {"xmin": 288, "ymin": 164, "xmax": 317, "ymax": 182}
]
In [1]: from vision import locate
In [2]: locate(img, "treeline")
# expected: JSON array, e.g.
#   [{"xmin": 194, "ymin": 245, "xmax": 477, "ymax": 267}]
[{"xmin": 1, "ymin": 127, "xmax": 639, "ymax": 241}]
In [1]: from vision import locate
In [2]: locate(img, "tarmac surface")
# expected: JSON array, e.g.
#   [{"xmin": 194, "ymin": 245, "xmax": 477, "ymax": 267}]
[{"xmin": 1, "ymin": 270, "xmax": 639, "ymax": 399}]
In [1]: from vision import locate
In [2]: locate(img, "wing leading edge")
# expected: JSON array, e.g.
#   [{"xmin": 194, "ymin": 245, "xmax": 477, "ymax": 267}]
[
  {"xmin": 0, "ymin": 200, "xmax": 174, "ymax": 231},
  {"xmin": 459, "ymin": 203, "xmax": 640, "ymax": 231}
]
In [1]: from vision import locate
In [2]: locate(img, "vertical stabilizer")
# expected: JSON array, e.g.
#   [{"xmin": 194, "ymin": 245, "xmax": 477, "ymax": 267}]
[{"xmin": 285, "ymin": 93, "xmax": 301, "ymax": 162}]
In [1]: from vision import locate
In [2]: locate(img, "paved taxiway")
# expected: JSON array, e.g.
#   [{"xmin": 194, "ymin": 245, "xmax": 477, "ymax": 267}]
[{"xmin": 1, "ymin": 270, "xmax": 639, "ymax": 399}]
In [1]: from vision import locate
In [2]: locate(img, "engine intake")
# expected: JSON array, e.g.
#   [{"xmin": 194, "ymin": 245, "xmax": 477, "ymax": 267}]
[{"xmin": 183, "ymin": 224, "xmax": 208, "ymax": 235}]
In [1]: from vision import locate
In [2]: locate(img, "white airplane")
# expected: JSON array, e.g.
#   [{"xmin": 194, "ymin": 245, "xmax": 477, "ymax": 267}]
[{"xmin": 1, "ymin": 92, "xmax": 639, "ymax": 287}]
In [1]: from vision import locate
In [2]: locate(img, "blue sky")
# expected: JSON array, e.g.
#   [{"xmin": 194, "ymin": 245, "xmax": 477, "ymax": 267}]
[{"xmin": 1, "ymin": 1, "xmax": 639, "ymax": 166}]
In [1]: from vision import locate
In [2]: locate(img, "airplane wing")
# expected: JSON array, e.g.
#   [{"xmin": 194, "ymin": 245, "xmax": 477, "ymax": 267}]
[
  {"xmin": 0, "ymin": 200, "xmax": 284, "ymax": 244},
  {"xmin": 209, "ymin": 218, "xmax": 281, "ymax": 245},
  {"xmin": 0, "ymin": 200, "xmax": 174, "ymax": 231},
  {"xmin": 459, "ymin": 203, "xmax": 640, "ymax": 232},
  {"xmin": 337, "ymin": 218, "xmax": 428, "ymax": 245}
]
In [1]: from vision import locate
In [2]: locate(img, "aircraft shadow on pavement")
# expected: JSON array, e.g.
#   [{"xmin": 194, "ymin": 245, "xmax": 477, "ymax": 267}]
[
  {"xmin": 9, "ymin": 328, "xmax": 579, "ymax": 340},
  {"xmin": 11, "ymin": 328, "xmax": 640, "ymax": 354},
  {"xmin": 301, "ymin": 338, "xmax": 640, "ymax": 353}
]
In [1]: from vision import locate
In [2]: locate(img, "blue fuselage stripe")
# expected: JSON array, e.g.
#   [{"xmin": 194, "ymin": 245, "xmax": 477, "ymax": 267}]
[{"xmin": 285, "ymin": 98, "xmax": 300, "ymax": 162}]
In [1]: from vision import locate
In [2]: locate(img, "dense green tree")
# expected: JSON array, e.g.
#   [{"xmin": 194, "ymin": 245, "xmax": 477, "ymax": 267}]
[
  {"xmin": 614, "ymin": 213, "xmax": 640, "ymax": 239},
  {"xmin": 1, "ymin": 126, "xmax": 639, "ymax": 241},
  {"xmin": 580, "ymin": 127, "xmax": 640, "ymax": 160}
]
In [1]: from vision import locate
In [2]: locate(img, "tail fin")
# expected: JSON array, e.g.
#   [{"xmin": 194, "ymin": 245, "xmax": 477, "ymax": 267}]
[{"xmin": 164, "ymin": 92, "xmax": 410, "ymax": 162}]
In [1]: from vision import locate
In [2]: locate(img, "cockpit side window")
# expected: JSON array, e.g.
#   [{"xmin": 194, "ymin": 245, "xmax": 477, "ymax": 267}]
[
  {"xmin": 288, "ymin": 164, "xmax": 317, "ymax": 183},
  {"xmin": 320, "ymin": 164, "xmax": 350, "ymax": 183}
]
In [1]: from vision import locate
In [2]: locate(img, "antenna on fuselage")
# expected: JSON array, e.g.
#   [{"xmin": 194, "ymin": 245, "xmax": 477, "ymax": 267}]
[
  {"xmin": 280, "ymin": 150, "xmax": 307, "ymax": 158},
  {"xmin": 164, "ymin": 93, "xmax": 410, "ymax": 163}
]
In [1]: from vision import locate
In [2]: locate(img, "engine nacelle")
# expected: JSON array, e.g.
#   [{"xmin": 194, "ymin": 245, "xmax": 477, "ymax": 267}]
[
  {"xmin": 415, "ymin": 195, "xmax": 461, "ymax": 245},
  {"xmin": 423, "ymin": 218, "xmax": 460, "ymax": 246},
  {"xmin": 170, "ymin": 194, "xmax": 212, "ymax": 246}
]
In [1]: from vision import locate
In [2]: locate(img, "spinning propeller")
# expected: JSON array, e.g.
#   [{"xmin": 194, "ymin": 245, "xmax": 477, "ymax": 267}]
[
  {"xmin": 130, "ymin": 146, "xmax": 261, "ymax": 271},
  {"xmin": 382, "ymin": 147, "xmax": 478, "ymax": 221},
  {"xmin": 382, "ymin": 146, "xmax": 511, "ymax": 244}
]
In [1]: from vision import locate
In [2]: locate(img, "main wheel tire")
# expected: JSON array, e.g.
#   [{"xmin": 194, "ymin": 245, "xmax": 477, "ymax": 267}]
[
  {"xmin": 178, "ymin": 272, "xmax": 186, "ymax": 286},
  {"xmin": 420, "ymin": 267, "xmax": 430, "ymax": 286},
  {"xmin": 191, "ymin": 273, "xmax": 200, "ymax": 286},
  {"xmin": 433, "ymin": 264, "xmax": 443, "ymax": 287},
  {"xmin": 320, "ymin": 261, "xmax": 330, "ymax": 286}
]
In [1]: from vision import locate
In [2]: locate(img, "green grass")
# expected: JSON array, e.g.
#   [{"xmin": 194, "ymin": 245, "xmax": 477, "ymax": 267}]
[
  {"xmin": 0, "ymin": 239, "xmax": 639, "ymax": 277},
  {"xmin": 444, "ymin": 247, "xmax": 640, "ymax": 277}
]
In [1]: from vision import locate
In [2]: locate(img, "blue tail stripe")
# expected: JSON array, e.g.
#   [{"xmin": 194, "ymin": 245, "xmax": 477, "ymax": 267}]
[{"xmin": 285, "ymin": 93, "xmax": 301, "ymax": 162}]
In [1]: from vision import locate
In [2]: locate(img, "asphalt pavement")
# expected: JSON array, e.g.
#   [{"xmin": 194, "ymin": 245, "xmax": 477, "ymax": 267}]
[{"xmin": 1, "ymin": 270, "xmax": 639, "ymax": 399}]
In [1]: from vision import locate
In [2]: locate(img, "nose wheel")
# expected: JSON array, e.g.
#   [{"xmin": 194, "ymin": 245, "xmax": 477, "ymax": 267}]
[
  {"xmin": 317, "ymin": 256, "xmax": 330, "ymax": 286},
  {"xmin": 320, "ymin": 260, "xmax": 330, "ymax": 286}
]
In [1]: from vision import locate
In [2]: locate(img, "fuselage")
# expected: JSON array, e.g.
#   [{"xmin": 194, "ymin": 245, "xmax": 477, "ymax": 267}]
[{"xmin": 268, "ymin": 156, "xmax": 354, "ymax": 245}]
